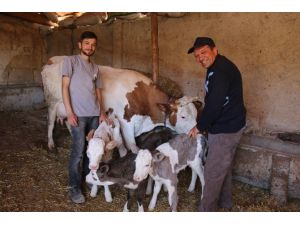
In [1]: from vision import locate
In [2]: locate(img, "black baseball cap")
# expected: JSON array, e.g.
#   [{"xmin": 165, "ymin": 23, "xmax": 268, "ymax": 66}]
[{"xmin": 187, "ymin": 37, "xmax": 215, "ymax": 54}]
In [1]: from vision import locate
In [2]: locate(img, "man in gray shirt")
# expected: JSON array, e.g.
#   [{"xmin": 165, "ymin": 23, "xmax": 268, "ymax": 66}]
[{"xmin": 62, "ymin": 31, "xmax": 109, "ymax": 204}]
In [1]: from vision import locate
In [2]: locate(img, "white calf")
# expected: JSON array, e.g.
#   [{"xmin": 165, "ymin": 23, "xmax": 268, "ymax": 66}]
[{"xmin": 85, "ymin": 112, "xmax": 126, "ymax": 202}]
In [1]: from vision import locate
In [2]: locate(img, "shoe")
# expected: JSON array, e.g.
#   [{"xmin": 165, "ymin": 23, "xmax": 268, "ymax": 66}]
[{"xmin": 69, "ymin": 188, "xmax": 85, "ymax": 204}]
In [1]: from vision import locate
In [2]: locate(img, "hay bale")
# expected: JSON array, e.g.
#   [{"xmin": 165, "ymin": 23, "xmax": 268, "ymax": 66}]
[{"xmin": 142, "ymin": 73, "xmax": 183, "ymax": 99}]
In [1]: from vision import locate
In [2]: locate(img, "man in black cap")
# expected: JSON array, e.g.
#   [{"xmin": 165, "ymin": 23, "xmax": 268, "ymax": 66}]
[{"xmin": 188, "ymin": 37, "xmax": 246, "ymax": 211}]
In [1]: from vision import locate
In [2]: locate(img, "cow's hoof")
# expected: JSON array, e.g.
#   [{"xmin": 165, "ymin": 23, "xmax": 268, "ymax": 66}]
[
  {"xmin": 148, "ymin": 203, "xmax": 155, "ymax": 211},
  {"xmin": 138, "ymin": 205, "xmax": 144, "ymax": 212},
  {"xmin": 187, "ymin": 187, "xmax": 195, "ymax": 193},
  {"xmin": 90, "ymin": 193, "xmax": 97, "ymax": 198},
  {"xmin": 105, "ymin": 196, "xmax": 113, "ymax": 202},
  {"xmin": 48, "ymin": 140, "xmax": 55, "ymax": 150}
]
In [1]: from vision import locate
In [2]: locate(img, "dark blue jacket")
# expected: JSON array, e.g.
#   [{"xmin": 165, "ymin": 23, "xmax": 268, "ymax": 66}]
[{"xmin": 197, "ymin": 54, "xmax": 246, "ymax": 134}]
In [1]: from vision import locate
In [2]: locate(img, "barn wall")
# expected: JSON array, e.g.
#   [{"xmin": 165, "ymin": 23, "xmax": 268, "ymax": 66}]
[
  {"xmin": 0, "ymin": 14, "xmax": 46, "ymax": 110},
  {"xmin": 111, "ymin": 12, "xmax": 300, "ymax": 135}
]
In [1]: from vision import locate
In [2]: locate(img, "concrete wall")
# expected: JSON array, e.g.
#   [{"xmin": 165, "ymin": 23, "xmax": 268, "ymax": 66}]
[
  {"xmin": 111, "ymin": 13, "xmax": 300, "ymax": 135},
  {"xmin": 234, "ymin": 135, "xmax": 300, "ymax": 200},
  {"xmin": 0, "ymin": 14, "xmax": 47, "ymax": 110}
]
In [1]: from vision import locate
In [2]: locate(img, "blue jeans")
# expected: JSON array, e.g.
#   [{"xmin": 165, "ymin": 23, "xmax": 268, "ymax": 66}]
[{"xmin": 68, "ymin": 116, "xmax": 99, "ymax": 191}]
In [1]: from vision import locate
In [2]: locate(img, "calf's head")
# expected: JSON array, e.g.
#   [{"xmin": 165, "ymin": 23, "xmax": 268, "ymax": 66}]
[
  {"xmin": 133, "ymin": 149, "xmax": 153, "ymax": 182},
  {"xmin": 86, "ymin": 137, "xmax": 105, "ymax": 171}
]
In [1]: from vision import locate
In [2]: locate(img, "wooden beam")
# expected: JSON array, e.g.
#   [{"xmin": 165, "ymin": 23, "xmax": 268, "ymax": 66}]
[
  {"xmin": 151, "ymin": 13, "xmax": 159, "ymax": 84},
  {"xmin": 43, "ymin": 12, "xmax": 58, "ymax": 23},
  {"xmin": 3, "ymin": 12, "xmax": 55, "ymax": 26}
]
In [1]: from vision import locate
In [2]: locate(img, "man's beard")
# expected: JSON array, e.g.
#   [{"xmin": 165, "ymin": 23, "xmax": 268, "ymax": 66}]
[{"xmin": 81, "ymin": 49, "xmax": 95, "ymax": 57}]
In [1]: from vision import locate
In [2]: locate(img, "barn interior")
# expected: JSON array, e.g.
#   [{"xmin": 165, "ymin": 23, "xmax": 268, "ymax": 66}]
[{"xmin": 0, "ymin": 12, "xmax": 299, "ymax": 212}]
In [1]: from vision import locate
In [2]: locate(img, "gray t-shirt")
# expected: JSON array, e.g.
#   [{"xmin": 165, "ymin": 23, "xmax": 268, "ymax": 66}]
[{"xmin": 62, "ymin": 55, "xmax": 103, "ymax": 117}]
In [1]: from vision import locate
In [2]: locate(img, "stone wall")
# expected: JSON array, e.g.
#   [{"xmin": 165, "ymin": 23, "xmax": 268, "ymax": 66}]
[
  {"xmin": 0, "ymin": 15, "xmax": 46, "ymax": 86},
  {"xmin": 0, "ymin": 14, "xmax": 47, "ymax": 110}
]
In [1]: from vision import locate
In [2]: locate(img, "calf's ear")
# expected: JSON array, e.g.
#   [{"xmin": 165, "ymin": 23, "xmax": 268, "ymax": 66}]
[
  {"xmin": 153, "ymin": 151, "xmax": 165, "ymax": 162},
  {"xmin": 99, "ymin": 164, "xmax": 110, "ymax": 175},
  {"xmin": 106, "ymin": 140, "xmax": 117, "ymax": 150},
  {"xmin": 86, "ymin": 129, "xmax": 95, "ymax": 141}
]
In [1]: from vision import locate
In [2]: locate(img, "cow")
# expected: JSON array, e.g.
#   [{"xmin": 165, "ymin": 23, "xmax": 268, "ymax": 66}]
[
  {"xmin": 85, "ymin": 109, "xmax": 126, "ymax": 202},
  {"xmin": 86, "ymin": 149, "xmax": 153, "ymax": 212},
  {"xmin": 41, "ymin": 56, "xmax": 202, "ymax": 152},
  {"xmin": 148, "ymin": 133, "xmax": 208, "ymax": 212}
]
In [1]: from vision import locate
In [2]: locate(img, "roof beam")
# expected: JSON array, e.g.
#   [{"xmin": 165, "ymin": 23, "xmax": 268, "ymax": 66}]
[{"xmin": 3, "ymin": 12, "xmax": 56, "ymax": 26}]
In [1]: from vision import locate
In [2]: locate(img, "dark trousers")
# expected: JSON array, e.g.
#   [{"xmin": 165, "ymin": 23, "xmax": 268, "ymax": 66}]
[
  {"xmin": 198, "ymin": 127, "xmax": 244, "ymax": 212},
  {"xmin": 68, "ymin": 116, "xmax": 99, "ymax": 191}
]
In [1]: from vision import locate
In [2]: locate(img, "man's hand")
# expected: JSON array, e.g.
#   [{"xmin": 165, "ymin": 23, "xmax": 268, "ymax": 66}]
[
  {"xmin": 188, "ymin": 126, "xmax": 200, "ymax": 138},
  {"xmin": 67, "ymin": 112, "xmax": 78, "ymax": 127}
]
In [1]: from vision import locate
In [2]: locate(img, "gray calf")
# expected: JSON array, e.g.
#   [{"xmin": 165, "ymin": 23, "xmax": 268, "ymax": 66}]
[
  {"xmin": 148, "ymin": 133, "xmax": 207, "ymax": 211},
  {"xmin": 135, "ymin": 126, "xmax": 177, "ymax": 195}
]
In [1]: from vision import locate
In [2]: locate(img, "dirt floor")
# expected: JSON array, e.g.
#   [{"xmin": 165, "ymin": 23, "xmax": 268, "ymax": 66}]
[{"xmin": 0, "ymin": 109, "xmax": 300, "ymax": 212}]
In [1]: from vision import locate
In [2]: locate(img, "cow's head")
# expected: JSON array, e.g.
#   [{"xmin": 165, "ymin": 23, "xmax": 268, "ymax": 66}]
[
  {"xmin": 157, "ymin": 96, "xmax": 203, "ymax": 134},
  {"xmin": 133, "ymin": 149, "xmax": 152, "ymax": 182}
]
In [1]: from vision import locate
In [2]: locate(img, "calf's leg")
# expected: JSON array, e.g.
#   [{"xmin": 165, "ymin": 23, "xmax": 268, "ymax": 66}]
[
  {"xmin": 90, "ymin": 185, "xmax": 98, "ymax": 197},
  {"xmin": 104, "ymin": 185, "xmax": 112, "ymax": 202},
  {"xmin": 148, "ymin": 181, "xmax": 162, "ymax": 211}
]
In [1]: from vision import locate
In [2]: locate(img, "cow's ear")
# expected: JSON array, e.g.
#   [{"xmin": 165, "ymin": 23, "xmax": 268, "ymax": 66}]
[
  {"xmin": 99, "ymin": 164, "xmax": 109, "ymax": 175},
  {"xmin": 86, "ymin": 129, "xmax": 95, "ymax": 141},
  {"xmin": 192, "ymin": 101, "xmax": 203, "ymax": 111},
  {"xmin": 153, "ymin": 151, "xmax": 165, "ymax": 162},
  {"xmin": 157, "ymin": 103, "xmax": 171, "ymax": 114},
  {"xmin": 192, "ymin": 101, "xmax": 203, "ymax": 121}
]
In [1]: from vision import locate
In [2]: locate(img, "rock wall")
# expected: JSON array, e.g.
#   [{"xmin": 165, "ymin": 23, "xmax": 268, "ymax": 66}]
[{"xmin": 0, "ymin": 14, "xmax": 47, "ymax": 110}]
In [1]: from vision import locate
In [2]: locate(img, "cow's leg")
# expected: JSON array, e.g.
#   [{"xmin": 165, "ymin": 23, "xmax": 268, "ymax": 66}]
[
  {"xmin": 146, "ymin": 176, "xmax": 153, "ymax": 195},
  {"xmin": 188, "ymin": 169, "xmax": 197, "ymax": 192},
  {"xmin": 90, "ymin": 184, "xmax": 98, "ymax": 198},
  {"xmin": 165, "ymin": 180, "xmax": 178, "ymax": 212},
  {"xmin": 103, "ymin": 185, "xmax": 113, "ymax": 202},
  {"xmin": 148, "ymin": 180, "xmax": 162, "ymax": 211},
  {"xmin": 120, "ymin": 122, "xmax": 139, "ymax": 153},
  {"xmin": 47, "ymin": 104, "xmax": 57, "ymax": 150},
  {"xmin": 118, "ymin": 144, "xmax": 128, "ymax": 157},
  {"xmin": 65, "ymin": 121, "xmax": 72, "ymax": 136}
]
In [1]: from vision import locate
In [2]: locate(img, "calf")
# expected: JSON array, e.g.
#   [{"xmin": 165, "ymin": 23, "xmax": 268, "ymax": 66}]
[
  {"xmin": 148, "ymin": 133, "xmax": 207, "ymax": 212},
  {"xmin": 87, "ymin": 149, "xmax": 152, "ymax": 212},
  {"xmin": 135, "ymin": 126, "xmax": 177, "ymax": 195},
  {"xmin": 85, "ymin": 110, "xmax": 127, "ymax": 202}
]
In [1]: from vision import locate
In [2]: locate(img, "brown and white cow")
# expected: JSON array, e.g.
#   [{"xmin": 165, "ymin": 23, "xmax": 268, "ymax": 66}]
[{"xmin": 41, "ymin": 56, "xmax": 202, "ymax": 152}]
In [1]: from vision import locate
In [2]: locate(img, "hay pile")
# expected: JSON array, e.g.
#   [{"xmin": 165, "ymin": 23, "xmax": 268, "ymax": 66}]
[{"xmin": 0, "ymin": 109, "xmax": 299, "ymax": 212}]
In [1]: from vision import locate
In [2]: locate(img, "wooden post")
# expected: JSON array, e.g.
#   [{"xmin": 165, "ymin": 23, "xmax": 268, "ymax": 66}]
[{"xmin": 151, "ymin": 13, "xmax": 159, "ymax": 84}]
